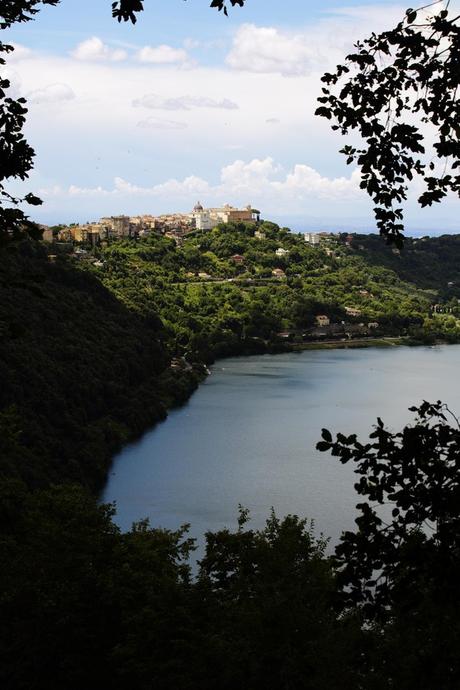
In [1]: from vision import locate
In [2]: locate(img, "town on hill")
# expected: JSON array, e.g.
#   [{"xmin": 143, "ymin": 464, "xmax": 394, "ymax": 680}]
[
  {"xmin": 41, "ymin": 202, "xmax": 261, "ymax": 244},
  {"xmin": 38, "ymin": 209, "xmax": 460, "ymax": 358}
]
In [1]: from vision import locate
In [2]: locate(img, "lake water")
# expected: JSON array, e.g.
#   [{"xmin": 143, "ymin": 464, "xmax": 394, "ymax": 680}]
[{"xmin": 102, "ymin": 345, "xmax": 460, "ymax": 547}]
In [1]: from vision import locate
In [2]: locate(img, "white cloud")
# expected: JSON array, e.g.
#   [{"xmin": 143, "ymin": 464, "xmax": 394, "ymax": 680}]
[
  {"xmin": 136, "ymin": 44, "xmax": 189, "ymax": 64},
  {"xmin": 72, "ymin": 37, "xmax": 127, "ymax": 62},
  {"xmin": 136, "ymin": 117, "xmax": 188, "ymax": 130},
  {"xmin": 38, "ymin": 158, "xmax": 362, "ymax": 206},
  {"xmin": 8, "ymin": 43, "xmax": 33, "ymax": 61},
  {"xmin": 226, "ymin": 7, "xmax": 408, "ymax": 76},
  {"xmin": 273, "ymin": 164, "xmax": 363, "ymax": 199},
  {"xmin": 220, "ymin": 157, "xmax": 283, "ymax": 191},
  {"xmin": 132, "ymin": 93, "xmax": 238, "ymax": 111},
  {"xmin": 226, "ymin": 24, "xmax": 319, "ymax": 76},
  {"xmin": 27, "ymin": 83, "xmax": 75, "ymax": 104}
]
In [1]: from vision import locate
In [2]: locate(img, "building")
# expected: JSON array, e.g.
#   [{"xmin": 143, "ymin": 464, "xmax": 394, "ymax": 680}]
[
  {"xmin": 272, "ymin": 268, "xmax": 286, "ymax": 279},
  {"xmin": 41, "ymin": 227, "xmax": 53, "ymax": 242},
  {"xmin": 254, "ymin": 230, "xmax": 266, "ymax": 239},
  {"xmin": 345, "ymin": 306, "xmax": 362, "ymax": 317},
  {"xmin": 69, "ymin": 226, "xmax": 87, "ymax": 242},
  {"xmin": 305, "ymin": 233, "xmax": 320, "ymax": 245},
  {"xmin": 231, "ymin": 254, "xmax": 245, "ymax": 264},
  {"xmin": 275, "ymin": 247, "xmax": 289, "ymax": 257},
  {"xmin": 192, "ymin": 203, "xmax": 215, "ymax": 231},
  {"xmin": 100, "ymin": 216, "xmax": 131, "ymax": 239},
  {"xmin": 204, "ymin": 203, "xmax": 259, "ymax": 224},
  {"xmin": 315, "ymin": 315, "xmax": 330, "ymax": 327}
]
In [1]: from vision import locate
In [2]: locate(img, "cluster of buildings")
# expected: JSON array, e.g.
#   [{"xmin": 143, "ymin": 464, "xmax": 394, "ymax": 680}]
[
  {"xmin": 45, "ymin": 203, "xmax": 261, "ymax": 244},
  {"xmin": 278, "ymin": 315, "xmax": 380, "ymax": 342}
]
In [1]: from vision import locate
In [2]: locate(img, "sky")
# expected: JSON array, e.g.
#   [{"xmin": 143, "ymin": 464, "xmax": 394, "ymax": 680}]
[{"xmin": 4, "ymin": 0, "xmax": 459, "ymax": 232}]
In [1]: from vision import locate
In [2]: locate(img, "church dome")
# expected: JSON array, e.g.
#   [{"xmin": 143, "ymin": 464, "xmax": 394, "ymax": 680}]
[{"xmin": 193, "ymin": 201, "xmax": 204, "ymax": 212}]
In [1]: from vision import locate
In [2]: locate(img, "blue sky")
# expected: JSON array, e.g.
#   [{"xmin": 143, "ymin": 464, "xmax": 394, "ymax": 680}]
[{"xmin": 4, "ymin": 0, "xmax": 459, "ymax": 231}]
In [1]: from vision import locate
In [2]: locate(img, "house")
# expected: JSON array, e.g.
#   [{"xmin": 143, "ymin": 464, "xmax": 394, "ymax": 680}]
[
  {"xmin": 304, "ymin": 232, "xmax": 320, "ymax": 245},
  {"xmin": 272, "ymin": 268, "xmax": 286, "ymax": 279},
  {"xmin": 368, "ymin": 322, "xmax": 379, "ymax": 329},
  {"xmin": 231, "ymin": 254, "xmax": 245, "ymax": 264},
  {"xmin": 275, "ymin": 247, "xmax": 289, "ymax": 257},
  {"xmin": 254, "ymin": 230, "xmax": 266, "ymax": 239},
  {"xmin": 315, "ymin": 315, "xmax": 330, "ymax": 327},
  {"xmin": 345, "ymin": 306, "xmax": 362, "ymax": 317},
  {"xmin": 432, "ymin": 304, "xmax": 452, "ymax": 314}
]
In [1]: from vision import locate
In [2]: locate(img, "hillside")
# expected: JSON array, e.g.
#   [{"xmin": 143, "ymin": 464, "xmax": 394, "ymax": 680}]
[
  {"xmin": 1, "ymin": 226, "xmax": 460, "ymax": 690},
  {"xmin": 2, "ymin": 223, "xmax": 460, "ymax": 491},
  {"xmin": 0, "ymin": 242, "xmax": 202, "ymax": 490},
  {"xmin": 350, "ymin": 233, "xmax": 460, "ymax": 296},
  {"xmin": 84, "ymin": 221, "xmax": 459, "ymax": 361}
]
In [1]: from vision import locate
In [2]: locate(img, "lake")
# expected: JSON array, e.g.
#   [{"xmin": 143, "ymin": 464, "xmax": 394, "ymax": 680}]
[{"xmin": 102, "ymin": 345, "xmax": 460, "ymax": 547}]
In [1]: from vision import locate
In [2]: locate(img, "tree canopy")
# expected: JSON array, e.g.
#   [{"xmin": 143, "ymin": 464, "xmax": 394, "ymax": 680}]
[{"xmin": 316, "ymin": 3, "xmax": 460, "ymax": 246}]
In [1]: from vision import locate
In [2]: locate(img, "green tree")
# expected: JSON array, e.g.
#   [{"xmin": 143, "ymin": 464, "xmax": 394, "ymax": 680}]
[
  {"xmin": 195, "ymin": 508, "xmax": 362, "ymax": 690},
  {"xmin": 317, "ymin": 401, "xmax": 460, "ymax": 688},
  {"xmin": 316, "ymin": 4, "xmax": 460, "ymax": 244}
]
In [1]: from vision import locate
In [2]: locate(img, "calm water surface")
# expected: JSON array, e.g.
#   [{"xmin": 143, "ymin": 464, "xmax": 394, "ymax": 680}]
[{"xmin": 103, "ymin": 345, "xmax": 460, "ymax": 545}]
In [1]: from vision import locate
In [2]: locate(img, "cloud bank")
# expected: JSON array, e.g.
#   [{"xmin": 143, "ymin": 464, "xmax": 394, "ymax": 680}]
[
  {"xmin": 133, "ymin": 93, "xmax": 239, "ymax": 111},
  {"xmin": 38, "ymin": 157, "xmax": 363, "ymax": 205}
]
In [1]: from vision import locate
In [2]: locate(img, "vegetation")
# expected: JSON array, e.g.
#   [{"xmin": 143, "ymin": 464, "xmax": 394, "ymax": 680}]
[
  {"xmin": 1, "ymin": 1, "xmax": 460, "ymax": 686},
  {"xmin": 2, "ymin": 403, "xmax": 460, "ymax": 689},
  {"xmin": 2, "ymin": 221, "xmax": 460, "ymax": 689},
  {"xmin": 0, "ymin": 240, "xmax": 204, "ymax": 491},
  {"xmin": 316, "ymin": 4, "xmax": 460, "ymax": 244},
  {"xmin": 86, "ymin": 222, "xmax": 460, "ymax": 359},
  {"xmin": 3, "ymin": 221, "xmax": 460, "ymax": 490}
]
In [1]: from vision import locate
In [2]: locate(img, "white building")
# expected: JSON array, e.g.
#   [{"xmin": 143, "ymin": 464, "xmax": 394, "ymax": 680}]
[
  {"xmin": 305, "ymin": 232, "xmax": 320, "ymax": 245},
  {"xmin": 275, "ymin": 247, "xmax": 289, "ymax": 257}
]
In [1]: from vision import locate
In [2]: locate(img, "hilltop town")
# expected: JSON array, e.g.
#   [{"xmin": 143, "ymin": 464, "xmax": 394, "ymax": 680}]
[
  {"xmin": 37, "ymin": 205, "xmax": 460, "ymax": 350},
  {"xmin": 42, "ymin": 202, "xmax": 261, "ymax": 244}
]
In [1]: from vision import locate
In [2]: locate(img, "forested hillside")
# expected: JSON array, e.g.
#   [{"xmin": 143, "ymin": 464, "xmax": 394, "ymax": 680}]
[
  {"xmin": 87, "ymin": 221, "xmax": 460, "ymax": 359},
  {"xmin": 0, "ymin": 241, "xmax": 202, "ymax": 490},
  {"xmin": 351, "ymin": 233, "xmax": 460, "ymax": 295}
]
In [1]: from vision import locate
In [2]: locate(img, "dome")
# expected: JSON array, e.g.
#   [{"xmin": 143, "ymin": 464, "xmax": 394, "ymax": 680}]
[{"xmin": 193, "ymin": 201, "xmax": 204, "ymax": 212}]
